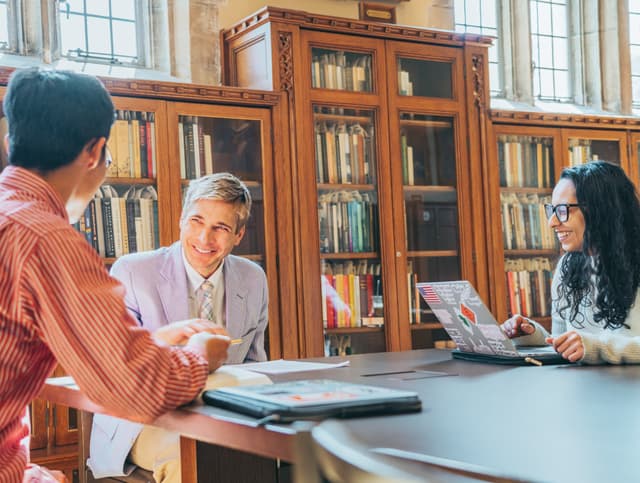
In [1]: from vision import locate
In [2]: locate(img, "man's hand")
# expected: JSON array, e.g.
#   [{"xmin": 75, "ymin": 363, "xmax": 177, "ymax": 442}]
[
  {"xmin": 186, "ymin": 332, "xmax": 230, "ymax": 372},
  {"xmin": 546, "ymin": 331, "xmax": 584, "ymax": 362},
  {"xmin": 154, "ymin": 319, "xmax": 228, "ymax": 346},
  {"xmin": 24, "ymin": 465, "xmax": 67, "ymax": 482},
  {"xmin": 501, "ymin": 314, "xmax": 536, "ymax": 338}
]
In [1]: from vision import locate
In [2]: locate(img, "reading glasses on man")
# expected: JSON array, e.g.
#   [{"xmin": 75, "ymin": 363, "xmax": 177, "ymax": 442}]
[
  {"xmin": 544, "ymin": 203, "xmax": 582, "ymax": 223},
  {"xmin": 104, "ymin": 147, "xmax": 113, "ymax": 169}
]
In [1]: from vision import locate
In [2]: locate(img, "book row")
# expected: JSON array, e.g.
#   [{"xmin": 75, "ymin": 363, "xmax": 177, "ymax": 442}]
[
  {"xmin": 178, "ymin": 116, "xmax": 259, "ymax": 182},
  {"xmin": 568, "ymin": 139, "xmax": 601, "ymax": 166},
  {"xmin": 311, "ymin": 51, "xmax": 372, "ymax": 91},
  {"xmin": 106, "ymin": 110, "xmax": 157, "ymax": 179},
  {"xmin": 318, "ymin": 190, "xmax": 378, "ymax": 253},
  {"xmin": 498, "ymin": 135, "xmax": 554, "ymax": 188},
  {"xmin": 406, "ymin": 270, "xmax": 430, "ymax": 325},
  {"xmin": 73, "ymin": 184, "xmax": 160, "ymax": 258},
  {"xmin": 315, "ymin": 121, "xmax": 374, "ymax": 185},
  {"xmin": 501, "ymin": 192, "xmax": 556, "ymax": 250},
  {"xmin": 178, "ymin": 115, "xmax": 215, "ymax": 180},
  {"xmin": 505, "ymin": 257, "xmax": 554, "ymax": 318},
  {"xmin": 321, "ymin": 260, "xmax": 383, "ymax": 329},
  {"xmin": 397, "ymin": 69, "xmax": 414, "ymax": 96}
]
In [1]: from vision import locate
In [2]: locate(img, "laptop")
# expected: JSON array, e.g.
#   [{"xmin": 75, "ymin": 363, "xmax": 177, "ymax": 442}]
[
  {"xmin": 202, "ymin": 379, "xmax": 422, "ymax": 423},
  {"xmin": 416, "ymin": 280, "xmax": 566, "ymax": 364}
]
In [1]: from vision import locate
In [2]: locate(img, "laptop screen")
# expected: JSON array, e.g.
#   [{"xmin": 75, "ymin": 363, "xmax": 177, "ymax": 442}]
[{"xmin": 416, "ymin": 281, "xmax": 521, "ymax": 356}]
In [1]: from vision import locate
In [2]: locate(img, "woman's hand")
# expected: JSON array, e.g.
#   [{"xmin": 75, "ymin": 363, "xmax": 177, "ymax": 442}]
[
  {"xmin": 546, "ymin": 331, "xmax": 584, "ymax": 362},
  {"xmin": 154, "ymin": 319, "xmax": 228, "ymax": 346},
  {"xmin": 501, "ymin": 314, "xmax": 536, "ymax": 338}
]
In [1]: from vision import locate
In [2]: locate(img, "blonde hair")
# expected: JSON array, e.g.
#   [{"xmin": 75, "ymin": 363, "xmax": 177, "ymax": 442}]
[{"xmin": 181, "ymin": 172, "xmax": 251, "ymax": 232}]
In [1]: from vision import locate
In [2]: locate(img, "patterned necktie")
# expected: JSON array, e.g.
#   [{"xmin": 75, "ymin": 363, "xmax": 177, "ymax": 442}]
[{"xmin": 197, "ymin": 280, "xmax": 215, "ymax": 321}]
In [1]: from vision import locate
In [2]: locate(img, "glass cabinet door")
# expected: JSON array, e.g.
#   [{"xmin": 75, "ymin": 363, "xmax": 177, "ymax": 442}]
[
  {"xmin": 566, "ymin": 133, "xmax": 625, "ymax": 166},
  {"xmin": 498, "ymin": 132, "xmax": 558, "ymax": 329},
  {"xmin": 314, "ymin": 105, "xmax": 386, "ymax": 356},
  {"xmin": 396, "ymin": 57, "xmax": 453, "ymax": 99},
  {"xmin": 74, "ymin": 97, "xmax": 168, "ymax": 265},
  {"xmin": 311, "ymin": 47, "xmax": 373, "ymax": 92},
  {"xmin": 400, "ymin": 113, "xmax": 460, "ymax": 347},
  {"xmin": 169, "ymin": 103, "xmax": 272, "ymax": 268}
]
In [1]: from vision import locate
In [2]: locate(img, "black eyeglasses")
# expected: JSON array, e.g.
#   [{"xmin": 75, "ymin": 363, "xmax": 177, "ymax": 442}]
[
  {"xmin": 544, "ymin": 203, "xmax": 583, "ymax": 223},
  {"xmin": 103, "ymin": 146, "xmax": 113, "ymax": 169}
]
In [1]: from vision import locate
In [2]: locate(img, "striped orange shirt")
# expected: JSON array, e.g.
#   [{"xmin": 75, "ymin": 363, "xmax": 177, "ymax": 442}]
[{"xmin": 0, "ymin": 166, "xmax": 208, "ymax": 482}]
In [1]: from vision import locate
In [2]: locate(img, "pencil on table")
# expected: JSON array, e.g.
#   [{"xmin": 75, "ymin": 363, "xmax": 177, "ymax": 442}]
[
  {"xmin": 230, "ymin": 338, "xmax": 243, "ymax": 345},
  {"xmin": 524, "ymin": 356, "xmax": 543, "ymax": 366}
]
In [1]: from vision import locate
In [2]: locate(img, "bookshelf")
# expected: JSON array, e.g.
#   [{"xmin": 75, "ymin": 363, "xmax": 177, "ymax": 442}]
[
  {"xmin": 222, "ymin": 7, "xmax": 493, "ymax": 356},
  {"xmin": 0, "ymin": 68, "xmax": 290, "ymax": 477},
  {"xmin": 489, "ymin": 111, "xmax": 640, "ymax": 330}
]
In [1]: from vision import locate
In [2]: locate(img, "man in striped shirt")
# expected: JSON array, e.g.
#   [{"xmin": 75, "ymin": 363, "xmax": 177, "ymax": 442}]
[{"xmin": 0, "ymin": 68, "xmax": 231, "ymax": 482}]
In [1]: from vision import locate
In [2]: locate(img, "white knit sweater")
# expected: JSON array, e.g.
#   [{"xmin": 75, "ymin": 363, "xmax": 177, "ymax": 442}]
[{"xmin": 515, "ymin": 257, "xmax": 640, "ymax": 364}]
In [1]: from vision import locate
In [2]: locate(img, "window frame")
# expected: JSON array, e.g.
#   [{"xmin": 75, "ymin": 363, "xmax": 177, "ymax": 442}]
[
  {"xmin": 454, "ymin": 0, "xmax": 504, "ymax": 97},
  {"xmin": 55, "ymin": 0, "xmax": 151, "ymax": 67},
  {"xmin": 529, "ymin": 0, "xmax": 571, "ymax": 102}
]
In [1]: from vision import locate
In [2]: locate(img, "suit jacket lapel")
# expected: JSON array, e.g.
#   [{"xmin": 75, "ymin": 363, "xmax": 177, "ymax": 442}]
[
  {"xmin": 224, "ymin": 256, "xmax": 249, "ymax": 337},
  {"xmin": 158, "ymin": 242, "xmax": 190, "ymax": 323}
]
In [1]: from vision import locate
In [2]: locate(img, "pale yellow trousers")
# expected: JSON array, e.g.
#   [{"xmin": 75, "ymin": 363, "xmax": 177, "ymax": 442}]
[{"xmin": 129, "ymin": 426, "xmax": 180, "ymax": 483}]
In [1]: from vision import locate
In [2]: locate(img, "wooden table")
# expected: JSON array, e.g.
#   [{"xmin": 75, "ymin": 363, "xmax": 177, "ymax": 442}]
[{"xmin": 40, "ymin": 349, "xmax": 640, "ymax": 483}]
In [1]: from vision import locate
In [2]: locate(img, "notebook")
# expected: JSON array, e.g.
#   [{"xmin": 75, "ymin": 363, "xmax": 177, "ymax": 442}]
[
  {"xmin": 202, "ymin": 379, "xmax": 422, "ymax": 423},
  {"xmin": 416, "ymin": 280, "xmax": 566, "ymax": 364}
]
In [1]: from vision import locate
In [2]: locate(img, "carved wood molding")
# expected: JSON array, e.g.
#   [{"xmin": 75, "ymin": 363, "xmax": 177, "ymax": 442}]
[
  {"xmin": 471, "ymin": 53, "xmax": 486, "ymax": 111},
  {"xmin": 490, "ymin": 109, "xmax": 640, "ymax": 129},
  {"xmin": 278, "ymin": 32, "xmax": 294, "ymax": 94},
  {"xmin": 0, "ymin": 66, "xmax": 280, "ymax": 106},
  {"xmin": 102, "ymin": 78, "xmax": 281, "ymax": 105},
  {"xmin": 223, "ymin": 6, "xmax": 492, "ymax": 47}
]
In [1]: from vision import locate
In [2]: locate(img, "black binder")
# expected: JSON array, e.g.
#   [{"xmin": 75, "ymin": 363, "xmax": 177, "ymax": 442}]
[{"xmin": 202, "ymin": 379, "xmax": 422, "ymax": 423}]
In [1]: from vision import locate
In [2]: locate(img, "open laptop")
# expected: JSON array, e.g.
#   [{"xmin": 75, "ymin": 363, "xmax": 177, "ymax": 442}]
[{"xmin": 416, "ymin": 280, "xmax": 566, "ymax": 364}]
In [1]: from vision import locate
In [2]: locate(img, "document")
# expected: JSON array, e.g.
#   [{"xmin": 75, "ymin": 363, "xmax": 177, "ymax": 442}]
[{"xmin": 239, "ymin": 359, "xmax": 350, "ymax": 375}]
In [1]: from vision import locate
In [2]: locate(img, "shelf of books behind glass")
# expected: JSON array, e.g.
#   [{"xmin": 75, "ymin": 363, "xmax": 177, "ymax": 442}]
[
  {"xmin": 177, "ymin": 114, "xmax": 265, "ymax": 264},
  {"xmin": 73, "ymin": 108, "xmax": 160, "ymax": 261},
  {"xmin": 315, "ymin": 106, "xmax": 385, "ymax": 355},
  {"xmin": 498, "ymin": 134, "xmax": 557, "ymax": 321},
  {"xmin": 567, "ymin": 138, "xmax": 621, "ymax": 166},
  {"xmin": 401, "ymin": 114, "xmax": 459, "ymax": 328},
  {"xmin": 311, "ymin": 48, "xmax": 372, "ymax": 92}
]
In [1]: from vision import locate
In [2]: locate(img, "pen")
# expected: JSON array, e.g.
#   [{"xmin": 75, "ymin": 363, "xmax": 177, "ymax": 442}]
[
  {"xmin": 230, "ymin": 338, "xmax": 243, "ymax": 345},
  {"xmin": 524, "ymin": 356, "xmax": 543, "ymax": 366}
]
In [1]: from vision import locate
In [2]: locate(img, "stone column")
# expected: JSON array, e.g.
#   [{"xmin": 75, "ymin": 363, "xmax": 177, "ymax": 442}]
[
  {"xmin": 510, "ymin": 0, "xmax": 533, "ymax": 103},
  {"xmin": 599, "ymin": 0, "xmax": 622, "ymax": 112},
  {"xmin": 189, "ymin": 0, "xmax": 221, "ymax": 85},
  {"xmin": 617, "ymin": 0, "xmax": 632, "ymax": 114},
  {"xmin": 150, "ymin": 0, "xmax": 171, "ymax": 72},
  {"xmin": 582, "ymin": 0, "xmax": 602, "ymax": 108},
  {"xmin": 500, "ymin": 0, "xmax": 514, "ymax": 99},
  {"xmin": 568, "ymin": 0, "xmax": 585, "ymax": 105},
  {"xmin": 168, "ymin": 0, "xmax": 192, "ymax": 81}
]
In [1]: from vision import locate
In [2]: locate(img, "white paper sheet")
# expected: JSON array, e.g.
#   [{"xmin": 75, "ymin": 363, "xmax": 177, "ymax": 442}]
[{"xmin": 239, "ymin": 359, "xmax": 350, "ymax": 375}]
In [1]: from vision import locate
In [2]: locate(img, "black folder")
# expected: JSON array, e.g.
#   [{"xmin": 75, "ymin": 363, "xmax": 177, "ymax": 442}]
[{"xmin": 202, "ymin": 379, "xmax": 422, "ymax": 423}]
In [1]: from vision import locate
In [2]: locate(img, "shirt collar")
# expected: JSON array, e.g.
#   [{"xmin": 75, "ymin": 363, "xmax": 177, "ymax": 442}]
[
  {"xmin": 0, "ymin": 166, "xmax": 68, "ymax": 222},
  {"xmin": 181, "ymin": 248, "xmax": 225, "ymax": 293}
]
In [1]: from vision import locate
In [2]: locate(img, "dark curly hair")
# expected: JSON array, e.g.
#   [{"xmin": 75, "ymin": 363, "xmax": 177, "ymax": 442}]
[{"xmin": 556, "ymin": 161, "xmax": 640, "ymax": 329}]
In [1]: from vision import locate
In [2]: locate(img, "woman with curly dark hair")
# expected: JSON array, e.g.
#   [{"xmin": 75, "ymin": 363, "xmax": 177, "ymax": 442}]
[{"xmin": 502, "ymin": 161, "xmax": 640, "ymax": 364}]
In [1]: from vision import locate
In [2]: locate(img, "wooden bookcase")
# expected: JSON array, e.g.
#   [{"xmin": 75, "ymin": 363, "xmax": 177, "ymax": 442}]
[
  {"xmin": 488, "ymin": 109, "xmax": 640, "ymax": 328},
  {"xmin": 222, "ymin": 7, "xmax": 494, "ymax": 356},
  {"xmin": 0, "ymin": 68, "xmax": 292, "ymax": 478}
]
